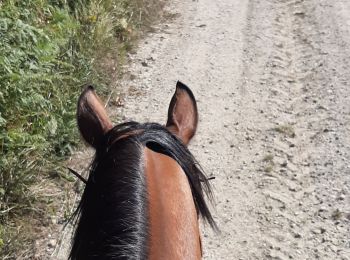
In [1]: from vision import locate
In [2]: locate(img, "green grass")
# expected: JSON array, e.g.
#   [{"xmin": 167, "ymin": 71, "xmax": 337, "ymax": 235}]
[{"xmin": 0, "ymin": 0, "xmax": 164, "ymax": 258}]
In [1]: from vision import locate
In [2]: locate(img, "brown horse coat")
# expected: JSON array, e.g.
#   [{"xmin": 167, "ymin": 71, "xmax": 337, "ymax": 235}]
[{"xmin": 70, "ymin": 81, "xmax": 215, "ymax": 259}]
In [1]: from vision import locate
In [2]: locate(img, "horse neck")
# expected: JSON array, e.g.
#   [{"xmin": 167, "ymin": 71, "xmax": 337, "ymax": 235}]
[
  {"xmin": 144, "ymin": 147, "xmax": 201, "ymax": 260},
  {"xmin": 69, "ymin": 140, "xmax": 148, "ymax": 260}
]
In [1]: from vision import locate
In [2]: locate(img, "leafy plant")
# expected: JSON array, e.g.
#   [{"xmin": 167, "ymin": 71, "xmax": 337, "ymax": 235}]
[{"xmin": 0, "ymin": 0, "xmax": 165, "ymax": 258}]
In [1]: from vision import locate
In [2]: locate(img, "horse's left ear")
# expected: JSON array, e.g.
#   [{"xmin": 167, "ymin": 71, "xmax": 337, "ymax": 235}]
[
  {"xmin": 77, "ymin": 85, "xmax": 112, "ymax": 148},
  {"xmin": 166, "ymin": 81, "xmax": 198, "ymax": 145}
]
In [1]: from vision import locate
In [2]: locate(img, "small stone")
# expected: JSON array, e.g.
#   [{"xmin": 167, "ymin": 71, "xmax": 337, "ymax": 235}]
[
  {"xmin": 319, "ymin": 207, "xmax": 327, "ymax": 212},
  {"xmin": 312, "ymin": 228, "xmax": 323, "ymax": 234},
  {"xmin": 51, "ymin": 217, "xmax": 57, "ymax": 225},
  {"xmin": 338, "ymin": 194, "xmax": 345, "ymax": 200},
  {"xmin": 294, "ymin": 12, "xmax": 305, "ymax": 17},
  {"xmin": 48, "ymin": 239, "xmax": 56, "ymax": 248},
  {"xmin": 294, "ymin": 233, "xmax": 302, "ymax": 238}
]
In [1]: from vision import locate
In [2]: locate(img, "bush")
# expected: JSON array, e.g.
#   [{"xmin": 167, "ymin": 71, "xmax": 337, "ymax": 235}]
[{"xmin": 0, "ymin": 0, "xmax": 164, "ymax": 258}]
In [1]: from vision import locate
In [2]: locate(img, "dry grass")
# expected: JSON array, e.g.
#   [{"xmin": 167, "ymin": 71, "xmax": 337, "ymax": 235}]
[
  {"xmin": 262, "ymin": 154, "xmax": 275, "ymax": 173},
  {"xmin": 332, "ymin": 209, "xmax": 343, "ymax": 220},
  {"xmin": 273, "ymin": 124, "xmax": 296, "ymax": 138}
]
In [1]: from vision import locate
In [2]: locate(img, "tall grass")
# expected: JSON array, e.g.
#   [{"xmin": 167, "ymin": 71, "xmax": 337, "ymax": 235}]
[{"xmin": 0, "ymin": 0, "xmax": 164, "ymax": 258}]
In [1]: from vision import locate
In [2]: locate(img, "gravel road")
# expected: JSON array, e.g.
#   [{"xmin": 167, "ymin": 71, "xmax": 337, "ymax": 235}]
[{"xmin": 55, "ymin": 0, "xmax": 350, "ymax": 259}]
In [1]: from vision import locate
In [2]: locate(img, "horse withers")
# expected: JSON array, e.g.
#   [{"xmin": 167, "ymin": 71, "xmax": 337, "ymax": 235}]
[{"xmin": 69, "ymin": 81, "xmax": 216, "ymax": 259}]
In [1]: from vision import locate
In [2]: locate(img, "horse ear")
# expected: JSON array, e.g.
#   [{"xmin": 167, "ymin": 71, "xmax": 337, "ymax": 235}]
[
  {"xmin": 166, "ymin": 81, "xmax": 198, "ymax": 145},
  {"xmin": 77, "ymin": 85, "xmax": 112, "ymax": 148}
]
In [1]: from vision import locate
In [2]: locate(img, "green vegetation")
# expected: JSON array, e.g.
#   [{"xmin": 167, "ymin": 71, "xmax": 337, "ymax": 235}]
[
  {"xmin": 273, "ymin": 124, "xmax": 296, "ymax": 138},
  {"xmin": 263, "ymin": 154, "xmax": 275, "ymax": 173},
  {"xmin": 263, "ymin": 154, "xmax": 274, "ymax": 163},
  {"xmin": 332, "ymin": 209, "xmax": 343, "ymax": 220},
  {"xmin": 0, "ymin": 0, "xmax": 164, "ymax": 258}
]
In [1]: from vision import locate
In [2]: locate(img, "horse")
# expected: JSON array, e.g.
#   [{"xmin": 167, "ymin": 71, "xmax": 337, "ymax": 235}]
[{"xmin": 69, "ymin": 81, "xmax": 217, "ymax": 259}]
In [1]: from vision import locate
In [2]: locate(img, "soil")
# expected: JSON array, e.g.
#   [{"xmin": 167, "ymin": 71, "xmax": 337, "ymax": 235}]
[{"xmin": 53, "ymin": 0, "xmax": 350, "ymax": 259}]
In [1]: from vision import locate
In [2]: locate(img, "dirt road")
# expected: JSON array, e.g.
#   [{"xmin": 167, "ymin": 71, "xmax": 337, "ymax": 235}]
[{"xmin": 56, "ymin": 0, "xmax": 350, "ymax": 259}]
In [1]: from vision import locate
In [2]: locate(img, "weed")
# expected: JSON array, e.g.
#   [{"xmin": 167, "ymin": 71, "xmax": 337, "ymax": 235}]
[
  {"xmin": 262, "ymin": 154, "xmax": 275, "ymax": 173},
  {"xmin": 273, "ymin": 124, "xmax": 296, "ymax": 138},
  {"xmin": 0, "ymin": 0, "xmax": 165, "ymax": 257},
  {"xmin": 332, "ymin": 209, "xmax": 342, "ymax": 220},
  {"xmin": 264, "ymin": 165, "xmax": 274, "ymax": 173},
  {"xmin": 263, "ymin": 154, "xmax": 274, "ymax": 162}
]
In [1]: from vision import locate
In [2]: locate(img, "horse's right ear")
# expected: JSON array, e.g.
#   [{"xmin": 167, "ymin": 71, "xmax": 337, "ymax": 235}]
[
  {"xmin": 166, "ymin": 81, "xmax": 198, "ymax": 145},
  {"xmin": 77, "ymin": 85, "xmax": 112, "ymax": 148}
]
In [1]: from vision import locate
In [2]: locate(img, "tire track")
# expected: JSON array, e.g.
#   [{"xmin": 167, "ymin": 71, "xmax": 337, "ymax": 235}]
[{"xmin": 242, "ymin": 0, "xmax": 350, "ymax": 259}]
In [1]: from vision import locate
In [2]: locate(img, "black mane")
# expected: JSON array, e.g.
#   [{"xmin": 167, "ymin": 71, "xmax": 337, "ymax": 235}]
[{"xmin": 69, "ymin": 122, "xmax": 216, "ymax": 259}]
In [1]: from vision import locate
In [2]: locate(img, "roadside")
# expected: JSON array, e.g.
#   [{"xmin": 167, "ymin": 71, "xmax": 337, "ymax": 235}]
[{"xmin": 9, "ymin": 1, "xmax": 168, "ymax": 259}]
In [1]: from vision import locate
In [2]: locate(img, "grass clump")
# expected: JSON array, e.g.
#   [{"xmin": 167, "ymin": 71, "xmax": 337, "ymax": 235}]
[
  {"xmin": 262, "ymin": 154, "xmax": 275, "ymax": 173},
  {"xmin": 264, "ymin": 165, "xmax": 274, "ymax": 173},
  {"xmin": 273, "ymin": 124, "xmax": 296, "ymax": 138},
  {"xmin": 263, "ymin": 154, "xmax": 274, "ymax": 163},
  {"xmin": 331, "ymin": 209, "xmax": 343, "ymax": 220},
  {"xmin": 0, "ymin": 0, "xmax": 164, "ymax": 258}
]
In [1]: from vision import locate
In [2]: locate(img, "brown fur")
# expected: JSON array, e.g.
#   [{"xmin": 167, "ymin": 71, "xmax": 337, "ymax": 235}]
[
  {"xmin": 71, "ymin": 82, "xmax": 215, "ymax": 259},
  {"xmin": 145, "ymin": 147, "xmax": 201, "ymax": 259}
]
